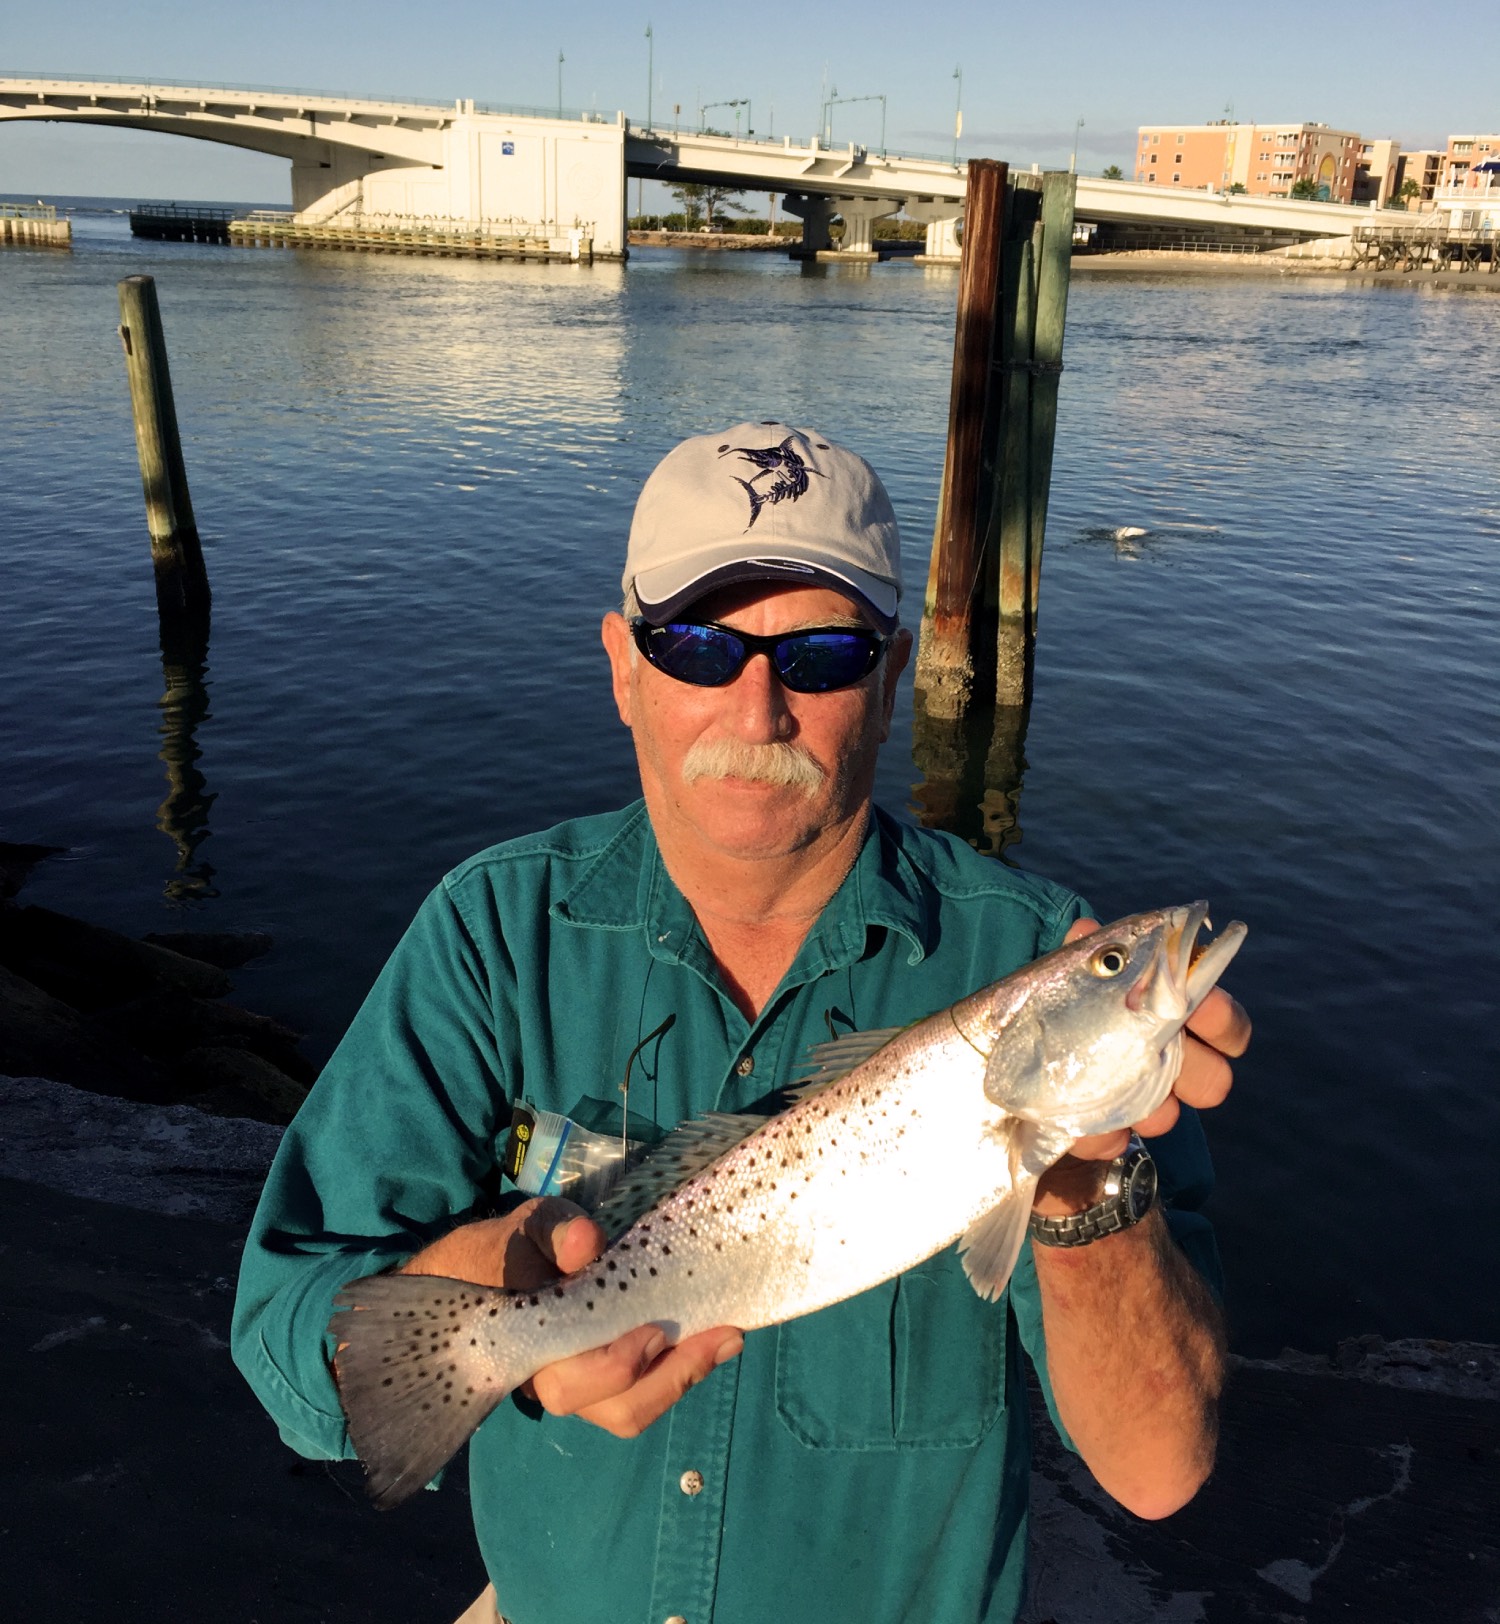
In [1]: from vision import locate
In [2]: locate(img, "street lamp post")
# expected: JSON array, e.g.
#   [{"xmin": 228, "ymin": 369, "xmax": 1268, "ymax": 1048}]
[
  {"xmin": 1071, "ymin": 116, "xmax": 1085, "ymax": 173},
  {"xmin": 952, "ymin": 65, "xmax": 963, "ymax": 166},
  {"xmin": 645, "ymin": 24, "xmax": 653, "ymax": 129},
  {"xmin": 701, "ymin": 97, "xmax": 751, "ymax": 137},
  {"xmin": 557, "ymin": 50, "xmax": 564, "ymax": 119},
  {"xmin": 824, "ymin": 92, "xmax": 887, "ymax": 155}
]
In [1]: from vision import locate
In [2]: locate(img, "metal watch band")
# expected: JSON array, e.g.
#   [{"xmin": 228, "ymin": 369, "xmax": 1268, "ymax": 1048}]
[{"xmin": 1028, "ymin": 1136, "xmax": 1157, "ymax": 1249}]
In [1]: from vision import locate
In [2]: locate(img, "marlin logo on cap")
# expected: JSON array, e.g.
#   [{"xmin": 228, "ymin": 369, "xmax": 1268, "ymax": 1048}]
[{"xmin": 719, "ymin": 436, "xmax": 827, "ymax": 530}]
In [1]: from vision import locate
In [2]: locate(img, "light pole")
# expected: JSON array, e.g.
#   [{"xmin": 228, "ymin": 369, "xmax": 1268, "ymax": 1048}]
[
  {"xmin": 556, "ymin": 50, "xmax": 564, "ymax": 119},
  {"xmin": 645, "ymin": 24, "xmax": 653, "ymax": 129},
  {"xmin": 1071, "ymin": 116, "xmax": 1084, "ymax": 173},
  {"xmin": 825, "ymin": 93, "xmax": 887, "ymax": 155},
  {"xmin": 701, "ymin": 97, "xmax": 751, "ymax": 137},
  {"xmin": 952, "ymin": 65, "xmax": 963, "ymax": 166}
]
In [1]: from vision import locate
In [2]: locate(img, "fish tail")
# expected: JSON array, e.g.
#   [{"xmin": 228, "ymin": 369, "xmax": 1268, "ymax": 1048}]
[{"xmin": 331, "ymin": 1271, "xmax": 518, "ymax": 1509}]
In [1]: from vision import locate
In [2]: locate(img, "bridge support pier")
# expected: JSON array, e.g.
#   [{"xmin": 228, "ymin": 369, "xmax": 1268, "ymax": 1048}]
[
  {"xmin": 904, "ymin": 198, "xmax": 963, "ymax": 265},
  {"xmin": 780, "ymin": 192, "xmax": 837, "ymax": 258},
  {"xmin": 818, "ymin": 195, "xmax": 903, "ymax": 261}
]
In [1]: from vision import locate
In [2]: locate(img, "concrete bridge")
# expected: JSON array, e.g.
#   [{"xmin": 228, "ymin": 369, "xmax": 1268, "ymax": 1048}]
[{"xmin": 1, "ymin": 74, "xmax": 1404, "ymax": 261}]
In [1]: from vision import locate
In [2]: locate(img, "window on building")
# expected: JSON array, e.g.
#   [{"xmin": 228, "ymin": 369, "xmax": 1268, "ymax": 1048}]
[
  {"xmin": 1172, "ymin": 173, "xmax": 1181, "ymax": 182},
  {"xmin": 1150, "ymin": 154, "xmax": 1157, "ymax": 164},
  {"xmin": 1174, "ymin": 153, "xmax": 1182, "ymax": 164},
  {"xmin": 1176, "ymin": 134, "xmax": 1185, "ymax": 144},
  {"xmin": 1151, "ymin": 134, "xmax": 1159, "ymax": 145},
  {"xmin": 1147, "ymin": 174, "xmax": 1156, "ymax": 182},
  {"xmin": 1454, "ymin": 141, "xmax": 1473, "ymax": 154}
]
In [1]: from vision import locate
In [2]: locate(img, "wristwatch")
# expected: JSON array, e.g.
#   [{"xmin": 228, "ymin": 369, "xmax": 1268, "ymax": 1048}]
[{"xmin": 1029, "ymin": 1136, "xmax": 1158, "ymax": 1248}]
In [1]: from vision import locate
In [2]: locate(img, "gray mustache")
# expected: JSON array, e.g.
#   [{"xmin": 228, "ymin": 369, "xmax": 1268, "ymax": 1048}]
[{"xmin": 681, "ymin": 738, "xmax": 826, "ymax": 794}]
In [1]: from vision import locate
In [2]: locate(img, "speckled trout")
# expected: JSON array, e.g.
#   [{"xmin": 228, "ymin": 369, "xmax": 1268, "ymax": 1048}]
[{"xmin": 332, "ymin": 901, "xmax": 1245, "ymax": 1507}]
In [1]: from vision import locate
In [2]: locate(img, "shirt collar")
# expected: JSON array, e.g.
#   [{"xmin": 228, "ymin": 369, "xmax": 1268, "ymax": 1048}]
[{"xmin": 552, "ymin": 801, "xmax": 932, "ymax": 970}]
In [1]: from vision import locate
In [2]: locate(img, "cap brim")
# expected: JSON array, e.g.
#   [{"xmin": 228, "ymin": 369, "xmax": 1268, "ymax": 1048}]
[{"xmin": 635, "ymin": 554, "xmax": 900, "ymax": 633}]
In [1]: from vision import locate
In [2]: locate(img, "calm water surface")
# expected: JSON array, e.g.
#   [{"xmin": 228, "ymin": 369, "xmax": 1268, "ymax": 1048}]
[{"xmin": 4, "ymin": 215, "xmax": 1498, "ymax": 1356}]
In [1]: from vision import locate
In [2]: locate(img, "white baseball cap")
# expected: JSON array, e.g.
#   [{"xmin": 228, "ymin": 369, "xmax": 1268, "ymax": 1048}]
[{"xmin": 624, "ymin": 422, "xmax": 903, "ymax": 631}]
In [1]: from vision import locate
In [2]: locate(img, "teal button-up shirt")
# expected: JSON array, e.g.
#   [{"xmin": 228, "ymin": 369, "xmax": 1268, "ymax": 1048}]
[{"xmin": 233, "ymin": 802, "xmax": 1219, "ymax": 1624}]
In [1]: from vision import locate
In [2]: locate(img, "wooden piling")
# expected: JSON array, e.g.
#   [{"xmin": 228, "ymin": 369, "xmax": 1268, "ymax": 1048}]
[
  {"xmin": 914, "ymin": 166, "xmax": 1076, "ymax": 720},
  {"xmin": 913, "ymin": 159, "xmax": 1007, "ymax": 719},
  {"xmin": 117, "ymin": 276, "xmax": 211, "ymax": 626}
]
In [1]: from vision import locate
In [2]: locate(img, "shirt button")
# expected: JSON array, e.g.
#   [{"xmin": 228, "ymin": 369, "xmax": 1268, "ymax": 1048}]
[
  {"xmin": 679, "ymin": 1468, "xmax": 704, "ymax": 1496},
  {"xmin": 735, "ymin": 1055, "xmax": 754, "ymax": 1076}
]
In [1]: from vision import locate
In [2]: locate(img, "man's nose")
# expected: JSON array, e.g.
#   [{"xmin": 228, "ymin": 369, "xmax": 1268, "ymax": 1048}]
[{"xmin": 725, "ymin": 652, "xmax": 794, "ymax": 741}]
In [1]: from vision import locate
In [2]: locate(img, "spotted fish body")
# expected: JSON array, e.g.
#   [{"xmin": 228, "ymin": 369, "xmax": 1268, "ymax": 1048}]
[{"xmin": 332, "ymin": 902, "xmax": 1245, "ymax": 1508}]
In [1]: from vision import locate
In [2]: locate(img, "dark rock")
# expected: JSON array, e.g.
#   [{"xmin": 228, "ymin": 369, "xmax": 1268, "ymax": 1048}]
[
  {"xmin": 0, "ymin": 840, "xmax": 67, "ymax": 899},
  {"xmin": 141, "ymin": 929, "xmax": 275, "ymax": 970},
  {"xmin": 175, "ymin": 1045, "xmax": 309, "ymax": 1124},
  {"xmin": 0, "ymin": 905, "xmax": 232, "ymax": 1001},
  {"xmin": 0, "ymin": 963, "xmax": 163, "ymax": 1100},
  {"xmin": 98, "ymin": 991, "xmax": 313, "ymax": 1081},
  {"xmin": 0, "ymin": 1173, "xmax": 483, "ymax": 1623}
]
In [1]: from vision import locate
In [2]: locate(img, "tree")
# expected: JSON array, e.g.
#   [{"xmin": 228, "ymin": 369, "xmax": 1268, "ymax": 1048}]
[
  {"xmin": 1289, "ymin": 178, "xmax": 1320, "ymax": 200},
  {"xmin": 1227, "ymin": 182, "xmax": 1247, "ymax": 195},
  {"xmin": 667, "ymin": 182, "xmax": 750, "ymax": 231},
  {"xmin": 1101, "ymin": 164, "xmax": 1123, "ymax": 181}
]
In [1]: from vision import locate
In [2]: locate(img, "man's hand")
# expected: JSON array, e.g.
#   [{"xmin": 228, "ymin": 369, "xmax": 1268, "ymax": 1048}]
[
  {"xmin": 1057, "ymin": 914, "xmax": 1251, "ymax": 1167},
  {"xmin": 399, "ymin": 1197, "xmax": 742, "ymax": 1438}
]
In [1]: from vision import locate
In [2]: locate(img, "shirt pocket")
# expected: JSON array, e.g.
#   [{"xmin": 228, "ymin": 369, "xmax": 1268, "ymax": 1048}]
[{"xmin": 774, "ymin": 1252, "xmax": 1009, "ymax": 1451}]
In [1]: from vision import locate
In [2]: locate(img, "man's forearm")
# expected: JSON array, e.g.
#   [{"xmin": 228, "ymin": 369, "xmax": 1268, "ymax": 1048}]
[{"xmin": 1033, "ymin": 1212, "xmax": 1226, "ymax": 1519}]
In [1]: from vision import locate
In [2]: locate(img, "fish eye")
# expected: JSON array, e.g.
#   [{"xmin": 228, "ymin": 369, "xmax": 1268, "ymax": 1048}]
[{"xmin": 1089, "ymin": 943, "xmax": 1129, "ymax": 978}]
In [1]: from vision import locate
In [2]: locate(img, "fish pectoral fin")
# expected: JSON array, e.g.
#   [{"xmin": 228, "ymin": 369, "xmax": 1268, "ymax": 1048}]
[
  {"xmin": 957, "ymin": 1187, "xmax": 1037, "ymax": 1302},
  {"xmin": 786, "ymin": 1026, "xmax": 909, "ymax": 1102},
  {"xmin": 591, "ymin": 1112, "xmax": 765, "ymax": 1237}
]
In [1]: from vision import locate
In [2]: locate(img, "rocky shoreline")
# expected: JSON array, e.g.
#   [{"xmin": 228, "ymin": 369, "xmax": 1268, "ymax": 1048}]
[{"xmin": 0, "ymin": 842, "xmax": 312, "ymax": 1124}]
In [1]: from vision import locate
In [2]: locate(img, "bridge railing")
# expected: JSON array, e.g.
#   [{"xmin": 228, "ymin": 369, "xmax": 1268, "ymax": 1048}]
[
  {"xmin": 0, "ymin": 201, "xmax": 56, "ymax": 219},
  {"xmin": 0, "ymin": 70, "xmax": 618, "ymax": 124}
]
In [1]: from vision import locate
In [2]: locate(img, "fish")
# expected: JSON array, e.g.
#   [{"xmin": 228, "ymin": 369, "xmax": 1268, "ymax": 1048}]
[{"xmin": 330, "ymin": 900, "xmax": 1245, "ymax": 1508}]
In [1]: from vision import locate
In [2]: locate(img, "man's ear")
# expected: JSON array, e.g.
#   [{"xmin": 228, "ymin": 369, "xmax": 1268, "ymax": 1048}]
[
  {"xmin": 877, "ymin": 628, "xmax": 913, "ymax": 742},
  {"xmin": 601, "ymin": 612, "xmax": 634, "ymax": 728}
]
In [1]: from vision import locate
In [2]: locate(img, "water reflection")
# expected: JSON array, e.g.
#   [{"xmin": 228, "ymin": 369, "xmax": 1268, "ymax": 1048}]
[
  {"xmin": 910, "ymin": 696, "xmax": 1032, "ymax": 859},
  {"xmin": 156, "ymin": 624, "xmax": 217, "ymax": 901}
]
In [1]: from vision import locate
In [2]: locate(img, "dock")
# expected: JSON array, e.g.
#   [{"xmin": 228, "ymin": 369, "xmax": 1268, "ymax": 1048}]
[
  {"xmin": 228, "ymin": 210, "xmax": 595, "ymax": 262},
  {"xmin": 1, "ymin": 201, "xmax": 70, "ymax": 247},
  {"xmin": 129, "ymin": 203, "xmax": 238, "ymax": 244},
  {"xmin": 1351, "ymin": 221, "xmax": 1500, "ymax": 274}
]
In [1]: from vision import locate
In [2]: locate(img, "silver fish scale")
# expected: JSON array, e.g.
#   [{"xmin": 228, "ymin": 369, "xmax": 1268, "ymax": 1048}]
[{"xmin": 466, "ymin": 1014, "xmax": 1027, "ymax": 1383}]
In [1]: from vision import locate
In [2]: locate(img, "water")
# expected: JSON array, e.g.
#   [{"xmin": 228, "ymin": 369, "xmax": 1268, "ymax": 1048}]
[{"xmin": 4, "ymin": 212, "xmax": 1498, "ymax": 1357}]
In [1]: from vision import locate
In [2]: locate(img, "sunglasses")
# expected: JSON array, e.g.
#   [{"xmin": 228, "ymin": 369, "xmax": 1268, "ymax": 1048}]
[{"xmin": 631, "ymin": 618, "xmax": 890, "ymax": 694}]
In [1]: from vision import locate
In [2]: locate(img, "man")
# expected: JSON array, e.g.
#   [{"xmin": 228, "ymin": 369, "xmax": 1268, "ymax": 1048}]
[{"xmin": 233, "ymin": 422, "xmax": 1249, "ymax": 1624}]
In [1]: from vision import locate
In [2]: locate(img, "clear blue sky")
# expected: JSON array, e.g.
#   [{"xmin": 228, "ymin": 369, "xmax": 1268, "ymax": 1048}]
[{"xmin": 1, "ymin": 0, "xmax": 1485, "ymax": 201}]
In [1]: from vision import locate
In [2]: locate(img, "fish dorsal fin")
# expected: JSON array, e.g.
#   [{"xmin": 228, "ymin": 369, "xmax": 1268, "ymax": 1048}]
[
  {"xmin": 590, "ymin": 1112, "xmax": 765, "ymax": 1239},
  {"xmin": 784, "ymin": 1026, "xmax": 907, "ymax": 1105}
]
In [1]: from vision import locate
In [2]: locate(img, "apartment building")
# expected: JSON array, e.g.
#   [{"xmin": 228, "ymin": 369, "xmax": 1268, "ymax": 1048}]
[
  {"xmin": 1134, "ymin": 121, "xmax": 1362, "ymax": 201},
  {"xmin": 1353, "ymin": 138, "xmax": 1401, "ymax": 206},
  {"xmin": 1395, "ymin": 149, "xmax": 1444, "ymax": 202},
  {"xmin": 1443, "ymin": 134, "xmax": 1500, "ymax": 189}
]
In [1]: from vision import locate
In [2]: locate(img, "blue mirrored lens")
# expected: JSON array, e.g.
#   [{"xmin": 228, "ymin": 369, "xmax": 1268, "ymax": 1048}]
[
  {"xmin": 635, "ymin": 621, "xmax": 884, "ymax": 693},
  {"xmin": 772, "ymin": 633, "xmax": 880, "ymax": 692}
]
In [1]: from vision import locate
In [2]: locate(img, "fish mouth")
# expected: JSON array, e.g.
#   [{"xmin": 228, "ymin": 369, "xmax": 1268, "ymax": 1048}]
[{"xmin": 1169, "ymin": 900, "xmax": 1248, "ymax": 1019}]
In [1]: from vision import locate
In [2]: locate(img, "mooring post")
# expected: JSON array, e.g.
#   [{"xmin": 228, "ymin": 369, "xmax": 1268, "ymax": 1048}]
[
  {"xmin": 914, "ymin": 158, "xmax": 1007, "ymax": 721},
  {"xmin": 117, "ymin": 275, "xmax": 211, "ymax": 626},
  {"xmin": 991, "ymin": 179, "xmax": 1042, "ymax": 708},
  {"xmin": 1025, "ymin": 172, "xmax": 1078, "ymax": 643}
]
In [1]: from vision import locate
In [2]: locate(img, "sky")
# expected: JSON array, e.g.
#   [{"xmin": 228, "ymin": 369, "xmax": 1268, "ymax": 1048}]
[{"xmin": 0, "ymin": 0, "xmax": 1487, "ymax": 202}]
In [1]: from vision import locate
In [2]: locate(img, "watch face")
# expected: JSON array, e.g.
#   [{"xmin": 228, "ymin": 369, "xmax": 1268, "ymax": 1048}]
[{"xmin": 1125, "ymin": 1155, "xmax": 1158, "ymax": 1220}]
